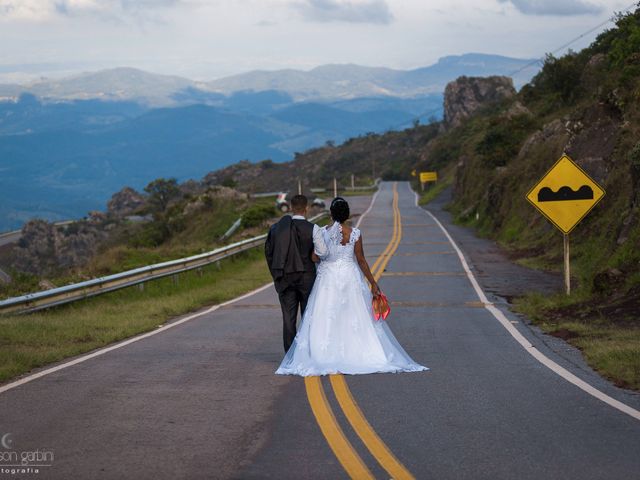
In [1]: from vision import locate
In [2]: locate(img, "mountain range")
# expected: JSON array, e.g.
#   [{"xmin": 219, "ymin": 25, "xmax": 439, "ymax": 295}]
[
  {"xmin": 0, "ymin": 53, "xmax": 540, "ymax": 231},
  {"xmin": 0, "ymin": 53, "xmax": 537, "ymax": 107}
]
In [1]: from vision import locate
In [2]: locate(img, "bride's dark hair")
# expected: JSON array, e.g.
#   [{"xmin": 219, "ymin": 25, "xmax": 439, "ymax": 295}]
[{"xmin": 330, "ymin": 197, "xmax": 350, "ymax": 223}]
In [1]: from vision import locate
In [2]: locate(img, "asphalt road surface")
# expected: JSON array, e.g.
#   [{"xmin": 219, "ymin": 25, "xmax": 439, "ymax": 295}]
[
  {"xmin": 1, "ymin": 182, "xmax": 639, "ymax": 479},
  {"xmin": 0, "ymin": 231, "xmax": 21, "ymax": 248}
]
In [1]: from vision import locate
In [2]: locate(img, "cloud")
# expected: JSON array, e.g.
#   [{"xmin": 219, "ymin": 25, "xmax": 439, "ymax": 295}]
[
  {"xmin": 293, "ymin": 0, "xmax": 393, "ymax": 25},
  {"xmin": 0, "ymin": 0, "xmax": 192, "ymax": 22},
  {"xmin": 497, "ymin": 0, "xmax": 604, "ymax": 15}
]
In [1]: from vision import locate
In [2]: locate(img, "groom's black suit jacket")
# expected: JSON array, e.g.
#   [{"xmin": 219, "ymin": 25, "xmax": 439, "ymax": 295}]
[
  {"xmin": 265, "ymin": 215, "xmax": 317, "ymax": 352},
  {"xmin": 264, "ymin": 215, "xmax": 316, "ymax": 290}
]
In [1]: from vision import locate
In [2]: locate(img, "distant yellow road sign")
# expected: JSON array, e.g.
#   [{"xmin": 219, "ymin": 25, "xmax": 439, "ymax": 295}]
[
  {"xmin": 526, "ymin": 154, "xmax": 605, "ymax": 234},
  {"xmin": 411, "ymin": 169, "xmax": 417, "ymax": 177},
  {"xmin": 420, "ymin": 172, "xmax": 437, "ymax": 183}
]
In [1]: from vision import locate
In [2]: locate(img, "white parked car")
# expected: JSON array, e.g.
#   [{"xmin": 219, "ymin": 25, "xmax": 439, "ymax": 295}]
[{"xmin": 276, "ymin": 192, "xmax": 290, "ymax": 212}]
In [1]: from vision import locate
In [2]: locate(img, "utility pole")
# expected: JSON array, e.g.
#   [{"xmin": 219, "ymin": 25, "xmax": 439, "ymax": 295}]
[
  {"xmin": 298, "ymin": 178, "xmax": 302, "ymax": 195},
  {"xmin": 351, "ymin": 174, "xmax": 355, "ymax": 189},
  {"xmin": 333, "ymin": 177, "xmax": 338, "ymax": 198}
]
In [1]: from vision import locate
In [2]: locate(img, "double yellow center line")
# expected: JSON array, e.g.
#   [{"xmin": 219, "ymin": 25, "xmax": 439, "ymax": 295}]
[{"xmin": 304, "ymin": 183, "xmax": 414, "ymax": 480}]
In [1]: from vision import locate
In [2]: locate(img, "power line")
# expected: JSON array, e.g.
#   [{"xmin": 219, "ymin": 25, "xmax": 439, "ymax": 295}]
[
  {"xmin": 386, "ymin": 2, "xmax": 638, "ymax": 132},
  {"xmin": 508, "ymin": 1, "xmax": 638, "ymax": 78}
]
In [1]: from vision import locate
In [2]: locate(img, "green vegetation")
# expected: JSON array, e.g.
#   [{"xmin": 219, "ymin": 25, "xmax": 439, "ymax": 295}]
[
  {"xmin": 0, "ymin": 189, "xmax": 279, "ymax": 300},
  {"xmin": 0, "ymin": 249, "xmax": 271, "ymax": 383},
  {"xmin": 341, "ymin": 188, "xmax": 378, "ymax": 197},
  {"xmin": 241, "ymin": 203, "xmax": 279, "ymax": 228},
  {"xmin": 144, "ymin": 177, "xmax": 181, "ymax": 212},
  {"xmin": 417, "ymin": 165, "xmax": 455, "ymax": 206}
]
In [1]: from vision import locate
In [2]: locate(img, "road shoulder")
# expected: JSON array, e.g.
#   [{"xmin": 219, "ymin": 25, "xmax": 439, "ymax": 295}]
[{"xmin": 420, "ymin": 186, "xmax": 640, "ymax": 408}]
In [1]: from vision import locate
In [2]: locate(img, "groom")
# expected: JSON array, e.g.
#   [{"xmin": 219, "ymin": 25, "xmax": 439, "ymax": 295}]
[{"xmin": 265, "ymin": 194, "xmax": 326, "ymax": 353}]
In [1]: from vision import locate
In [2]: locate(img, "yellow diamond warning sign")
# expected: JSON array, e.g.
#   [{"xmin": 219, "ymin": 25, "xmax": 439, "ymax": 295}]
[{"xmin": 526, "ymin": 155, "xmax": 605, "ymax": 234}]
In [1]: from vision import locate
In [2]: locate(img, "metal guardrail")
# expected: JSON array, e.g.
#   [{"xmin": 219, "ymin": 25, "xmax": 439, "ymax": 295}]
[
  {"xmin": 0, "ymin": 212, "xmax": 328, "ymax": 315},
  {"xmin": 249, "ymin": 191, "xmax": 282, "ymax": 198}
]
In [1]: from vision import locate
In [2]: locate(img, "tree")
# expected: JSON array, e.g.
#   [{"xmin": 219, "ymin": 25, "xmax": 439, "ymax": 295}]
[{"xmin": 144, "ymin": 177, "xmax": 180, "ymax": 212}]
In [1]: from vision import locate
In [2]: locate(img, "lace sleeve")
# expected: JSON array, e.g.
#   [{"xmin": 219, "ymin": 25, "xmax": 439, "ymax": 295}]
[
  {"xmin": 313, "ymin": 224, "xmax": 329, "ymax": 259},
  {"xmin": 350, "ymin": 227, "xmax": 361, "ymax": 244}
]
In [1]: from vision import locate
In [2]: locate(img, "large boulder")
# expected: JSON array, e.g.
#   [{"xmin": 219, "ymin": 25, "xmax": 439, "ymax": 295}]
[
  {"xmin": 107, "ymin": 187, "xmax": 146, "ymax": 217},
  {"xmin": 443, "ymin": 76, "xmax": 516, "ymax": 129},
  {"xmin": 11, "ymin": 219, "xmax": 108, "ymax": 276}
]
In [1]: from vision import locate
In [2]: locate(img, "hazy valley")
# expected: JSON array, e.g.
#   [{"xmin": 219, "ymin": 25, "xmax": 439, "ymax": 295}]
[{"xmin": 0, "ymin": 53, "xmax": 537, "ymax": 231}]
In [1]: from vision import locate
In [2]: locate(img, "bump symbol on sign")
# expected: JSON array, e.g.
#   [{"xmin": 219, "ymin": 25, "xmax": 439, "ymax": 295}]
[{"xmin": 538, "ymin": 185, "xmax": 594, "ymax": 202}]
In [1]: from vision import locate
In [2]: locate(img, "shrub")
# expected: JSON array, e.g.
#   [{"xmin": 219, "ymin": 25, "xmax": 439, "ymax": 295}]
[
  {"xmin": 475, "ymin": 114, "xmax": 538, "ymax": 168},
  {"xmin": 144, "ymin": 178, "xmax": 180, "ymax": 212},
  {"xmin": 242, "ymin": 203, "xmax": 277, "ymax": 228},
  {"xmin": 530, "ymin": 51, "xmax": 588, "ymax": 104}
]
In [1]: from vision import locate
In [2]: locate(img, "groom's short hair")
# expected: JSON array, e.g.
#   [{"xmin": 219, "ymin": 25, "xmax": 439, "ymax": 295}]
[{"xmin": 291, "ymin": 195, "xmax": 308, "ymax": 213}]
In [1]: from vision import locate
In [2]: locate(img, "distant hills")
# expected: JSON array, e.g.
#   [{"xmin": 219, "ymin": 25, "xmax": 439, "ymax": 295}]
[
  {"xmin": 0, "ymin": 53, "xmax": 540, "ymax": 231},
  {"xmin": 0, "ymin": 53, "xmax": 537, "ymax": 107},
  {"xmin": 206, "ymin": 54, "xmax": 537, "ymax": 101}
]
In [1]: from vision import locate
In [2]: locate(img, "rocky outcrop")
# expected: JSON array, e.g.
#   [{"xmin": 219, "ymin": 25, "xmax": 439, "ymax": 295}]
[
  {"xmin": 11, "ymin": 219, "xmax": 109, "ymax": 276},
  {"xmin": 443, "ymin": 76, "xmax": 516, "ymax": 129},
  {"xmin": 107, "ymin": 187, "xmax": 146, "ymax": 217}
]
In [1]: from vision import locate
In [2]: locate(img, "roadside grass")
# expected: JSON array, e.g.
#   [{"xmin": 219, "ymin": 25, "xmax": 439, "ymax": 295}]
[
  {"xmin": 341, "ymin": 188, "xmax": 378, "ymax": 197},
  {"xmin": 417, "ymin": 167, "xmax": 455, "ymax": 206},
  {"xmin": 514, "ymin": 292, "xmax": 640, "ymax": 390},
  {"xmin": 0, "ymin": 249, "xmax": 272, "ymax": 384}
]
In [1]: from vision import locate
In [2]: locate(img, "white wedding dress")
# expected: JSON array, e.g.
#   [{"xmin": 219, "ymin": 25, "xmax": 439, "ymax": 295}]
[{"xmin": 275, "ymin": 221, "xmax": 428, "ymax": 376}]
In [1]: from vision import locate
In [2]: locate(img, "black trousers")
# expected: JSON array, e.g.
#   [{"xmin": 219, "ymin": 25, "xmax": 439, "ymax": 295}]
[{"xmin": 275, "ymin": 272, "xmax": 316, "ymax": 353}]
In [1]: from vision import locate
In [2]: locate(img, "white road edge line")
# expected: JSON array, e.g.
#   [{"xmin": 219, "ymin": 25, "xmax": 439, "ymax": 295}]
[
  {"xmin": 410, "ymin": 184, "xmax": 640, "ymax": 422},
  {"xmin": 0, "ymin": 283, "xmax": 273, "ymax": 395},
  {"xmin": 0, "ymin": 189, "xmax": 382, "ymax": 396}
]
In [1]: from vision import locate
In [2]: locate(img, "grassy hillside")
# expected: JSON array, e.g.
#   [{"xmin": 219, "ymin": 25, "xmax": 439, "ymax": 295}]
[
  {"xmin": 0, "ymin": 186, "xmax": 283, "ymax": 300},
  {"xmin": 204, "ymin": 122, "xmax": 441, "ymax": 194}
]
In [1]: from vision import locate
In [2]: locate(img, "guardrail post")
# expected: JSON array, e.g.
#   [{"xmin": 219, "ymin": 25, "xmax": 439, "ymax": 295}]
[
  {"xmin": 137, "ymin": 283, "xmax": 145, "ymax": 292},
  {"xmin": 172, "ymin": 274, "xmax": 179, "ymax": 286},
  {"xmin": 196, "ymin": 267, "xmax": 203, "ymax": 277}
]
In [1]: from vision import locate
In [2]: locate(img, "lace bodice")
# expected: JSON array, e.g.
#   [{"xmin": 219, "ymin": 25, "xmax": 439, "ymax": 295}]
[{"xmin": 321, "ymin": 222, "xmax": 360, "ymax": 264}]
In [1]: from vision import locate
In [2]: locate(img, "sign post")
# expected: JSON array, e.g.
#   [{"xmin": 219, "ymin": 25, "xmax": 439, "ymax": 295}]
[
  {"xmin": 563, "ymin": 234, "xmax": 570, "ymax": 295},
  {"xmin": 526, "ymin": 154, "xmax": 605, "ymax": 295}
]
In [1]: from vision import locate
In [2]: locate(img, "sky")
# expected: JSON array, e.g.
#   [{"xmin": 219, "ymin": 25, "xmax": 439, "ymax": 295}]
[{"xmin": 0, "ymin": 0, "xmax": 635, "ymax": 83}]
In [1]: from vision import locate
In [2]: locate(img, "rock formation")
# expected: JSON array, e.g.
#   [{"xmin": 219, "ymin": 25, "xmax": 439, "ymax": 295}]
[
  {"xmin": 107, "ymin": 187, "xmax": 146, "ymax": 217},
  {"xmin": 11, "ymin": 219, "xmax": 109, "ymax": 276},
  {"xmin": 443, "ymin": 76, "xmax": 516, "ymax": 129}
]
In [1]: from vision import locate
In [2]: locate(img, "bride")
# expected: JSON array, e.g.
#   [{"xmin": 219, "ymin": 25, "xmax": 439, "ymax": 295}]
[{"xmin": 275, "ymin": 197, "xmax": 428, "ymax": 376}]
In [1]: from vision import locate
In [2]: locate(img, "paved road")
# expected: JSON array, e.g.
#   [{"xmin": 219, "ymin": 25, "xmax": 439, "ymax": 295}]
[
  {"xmin": 0, "ymin": 231, "xmax": 21, "ymax": 248},
  {"xmin": 1, "ymin": 182, "xmax": 639, "ymax": 479},
  {"xmin": 0, "ymin": 230, "xmax": 19, "ymax": 282}
]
